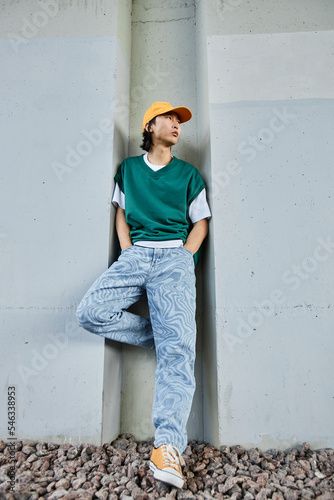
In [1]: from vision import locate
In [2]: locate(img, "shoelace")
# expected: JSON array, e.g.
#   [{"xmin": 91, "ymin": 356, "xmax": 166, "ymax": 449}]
[{"xmin": 161, "ymin": 444, "xmax": 186, "ymax": 470}]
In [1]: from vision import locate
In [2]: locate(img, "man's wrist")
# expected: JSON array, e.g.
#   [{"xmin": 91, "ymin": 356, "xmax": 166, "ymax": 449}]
[
  {"xmin": 120, "ymin": 240, "xmax": 133, "ymax": 250},
  {"xmin": 183, "ymin": 244, "xmax": 196, "ymax": 255}
]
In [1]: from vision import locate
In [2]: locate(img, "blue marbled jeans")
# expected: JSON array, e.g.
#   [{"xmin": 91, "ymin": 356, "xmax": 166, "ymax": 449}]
[{"xmin": 75, "ymin": 245, "xmax": 197, "ymax": 453}]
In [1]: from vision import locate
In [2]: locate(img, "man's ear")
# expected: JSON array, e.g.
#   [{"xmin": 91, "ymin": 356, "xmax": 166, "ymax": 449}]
[{"xmin": 145, "ymin": 122, "xmax": 154, "ymax": 133}]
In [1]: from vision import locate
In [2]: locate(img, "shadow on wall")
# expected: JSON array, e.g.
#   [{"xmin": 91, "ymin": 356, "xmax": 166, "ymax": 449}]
[{"xmin": 109, "ymin": 123, "xmax": 128, "ymax": 265}]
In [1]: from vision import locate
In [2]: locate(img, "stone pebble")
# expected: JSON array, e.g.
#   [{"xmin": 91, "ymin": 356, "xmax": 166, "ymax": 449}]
[{"xmin": 0, "ymin": 434, "xmax": 333, "ymax": 499}]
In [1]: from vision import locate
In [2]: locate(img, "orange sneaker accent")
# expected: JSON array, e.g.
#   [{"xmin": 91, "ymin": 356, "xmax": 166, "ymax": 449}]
[{"xmin": 149, "ymin": 444, "xmax": 186, "ymax": 489}]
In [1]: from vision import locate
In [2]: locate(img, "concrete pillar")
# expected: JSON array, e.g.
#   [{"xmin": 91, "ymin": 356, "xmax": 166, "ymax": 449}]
[{"xmin": 121, "ymin": 0, "xmax": 204, "ymax": 443}]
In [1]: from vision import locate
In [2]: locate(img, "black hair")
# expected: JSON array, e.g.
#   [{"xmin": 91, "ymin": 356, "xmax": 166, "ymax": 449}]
[{"xmin": 140, "ymin": 116, "xmax": 157, "ymax": 152}]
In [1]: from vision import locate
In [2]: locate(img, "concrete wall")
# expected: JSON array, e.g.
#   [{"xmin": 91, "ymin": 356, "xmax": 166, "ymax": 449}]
[
  {"xmin": 0, "ymin": 0, "xmax": 131, "ymax": 444},
  {"xmin": 202, "ymin": 0, "xmax": 334, "ymax": 449},
  {"xmin": 1, "ymin": 0, "xmax": 333, "ymax": 451}
]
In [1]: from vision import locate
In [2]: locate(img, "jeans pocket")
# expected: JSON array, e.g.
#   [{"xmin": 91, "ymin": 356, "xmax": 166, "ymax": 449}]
[
  {"xmin": 121, "ymin": 245, "xmax": 134, "ymax": 253},
  {"xmin": 180, "ymin": 247, "xmax": 194, "ymax": 264}
]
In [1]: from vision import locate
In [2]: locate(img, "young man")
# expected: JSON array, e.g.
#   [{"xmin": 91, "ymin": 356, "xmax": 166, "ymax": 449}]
[{"xmin": 76, "ymin": 101, "xmax": 211, "ymax": 489}]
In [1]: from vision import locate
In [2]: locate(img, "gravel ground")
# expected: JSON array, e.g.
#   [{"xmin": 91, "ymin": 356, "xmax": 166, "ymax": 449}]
[{"xmin": 0, "ymin": 433, "xmax": 333, "ymax": 499}]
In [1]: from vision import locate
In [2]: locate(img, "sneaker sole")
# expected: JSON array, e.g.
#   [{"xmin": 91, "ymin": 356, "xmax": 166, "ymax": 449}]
[{"xmin": 149, "ymin": 460, "xmax": 184, "ymax": 489}]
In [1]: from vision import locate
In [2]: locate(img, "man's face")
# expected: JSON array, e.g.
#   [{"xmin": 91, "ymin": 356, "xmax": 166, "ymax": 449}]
[{"xmin": 145, "ymin": 111, "xmax": 181, "ymax": 146}]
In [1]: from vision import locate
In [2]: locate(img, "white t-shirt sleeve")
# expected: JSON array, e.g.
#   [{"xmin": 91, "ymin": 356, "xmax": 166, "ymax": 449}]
[
  {"xmin": 111, "ymin": 182, "xmax": 125, "ymax": 209},
  {"xmin": 188, "ymin": 188, "xmax": 212, "ymax": 223}
]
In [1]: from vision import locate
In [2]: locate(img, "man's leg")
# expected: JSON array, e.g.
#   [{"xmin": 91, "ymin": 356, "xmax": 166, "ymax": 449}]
[
  {"xmin": 146, "ymin": 247, "xmax": 197, "ymax": 453},
  {"xmin": 76, "ymin": 246, "xmax": 155, "ymax": 349}
]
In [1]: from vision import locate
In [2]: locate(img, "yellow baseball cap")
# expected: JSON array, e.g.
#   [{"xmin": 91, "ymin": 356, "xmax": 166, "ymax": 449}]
[{"xmin": 142, "ymin": 101, "xmax": 192, "ymax": 132}]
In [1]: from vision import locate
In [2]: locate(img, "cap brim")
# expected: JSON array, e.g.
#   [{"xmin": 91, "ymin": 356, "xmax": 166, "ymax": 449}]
[{"xmin": 169, "ymin": 106, "xmax": 192, "ymax": 124}]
